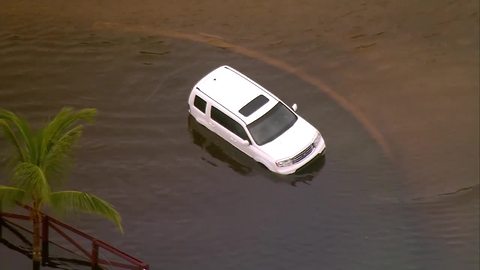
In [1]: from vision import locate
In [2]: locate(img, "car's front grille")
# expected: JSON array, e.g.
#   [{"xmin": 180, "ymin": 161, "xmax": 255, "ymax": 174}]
[{"xmin": 292, "ymin": 143, "xmax": 315, "ymax": 164}]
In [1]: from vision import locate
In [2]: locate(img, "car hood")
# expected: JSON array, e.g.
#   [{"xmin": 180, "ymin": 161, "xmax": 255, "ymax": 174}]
[{"xmin": 258, "ymin": 117, "xmax": 318, "ymax": 160}]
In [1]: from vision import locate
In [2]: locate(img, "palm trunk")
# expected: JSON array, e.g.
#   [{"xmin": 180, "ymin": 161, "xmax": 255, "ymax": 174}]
[{"xmin": 31, "ymin": 203, "xmax": 42, "ymax": 270}]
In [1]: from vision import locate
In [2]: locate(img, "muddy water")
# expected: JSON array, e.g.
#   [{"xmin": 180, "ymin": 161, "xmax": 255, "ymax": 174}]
[{"xmin": 0, "ymin": 2, "xmax": 478, "ymax": 270}]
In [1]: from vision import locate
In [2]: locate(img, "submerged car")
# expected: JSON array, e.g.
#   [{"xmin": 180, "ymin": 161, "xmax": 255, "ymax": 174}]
[{"xmin": 188, "ymin": 65, "xmax": 326, "ymax": 175}]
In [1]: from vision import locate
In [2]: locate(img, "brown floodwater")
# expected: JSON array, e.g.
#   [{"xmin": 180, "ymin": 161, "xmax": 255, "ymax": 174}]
[{"xmin": 0, "ymin": 1, "xmax": 478, "ymax": 269}]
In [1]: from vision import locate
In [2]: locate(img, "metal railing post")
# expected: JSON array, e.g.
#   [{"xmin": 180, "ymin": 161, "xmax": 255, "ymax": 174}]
[
  {"xmin": 92, "ymin": 240, "xmax": 99, "ymax": 270},
  {"xmin": 0, "ymin": 204, "xmax": 3, "ymax": 238},
  {"xmin": 41, "ymin": 215, "xmax": 49, "ymax": 265},
  {"xmin": 2, "ymin": 208, "xmax": 150, "ymax": 269}
]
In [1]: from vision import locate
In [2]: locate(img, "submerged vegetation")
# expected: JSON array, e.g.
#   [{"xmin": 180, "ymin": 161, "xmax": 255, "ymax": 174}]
[{"xmin": 0, "ymin": 107, "xmax": 122, "ymax": 270}]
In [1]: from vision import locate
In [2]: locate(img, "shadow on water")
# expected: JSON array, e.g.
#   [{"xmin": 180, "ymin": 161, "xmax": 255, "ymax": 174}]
[
  {"xmin": 0, "ymin": 218, "xmax": 124, "ymax": 269},
  {"xmin": 0, "ymin": 220, "xmax": 85, "ymax": 269},
  {"xmin": 187, "ymin": 115, "xmax": 325, "ymax": 186}
]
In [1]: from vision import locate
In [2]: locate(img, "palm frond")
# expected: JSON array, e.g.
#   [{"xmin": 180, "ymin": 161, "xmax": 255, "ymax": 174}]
[
  {"xmin": 0, "ymin": 186, "xmax": 26, "ymax": 208},
  {"xmin": 42, "ymin": 108, "xmax": 96, "ymax": 153},
  {"xmin": 0, "ymin": 109, "xmax": 34, "ymax": 162},
  {"xmin": 40, "ymin": 108, "xmax": 96, "ymax": 183},
  {"xmin": 42, "ymin": 125, "xmax": 84, "ymax": 184},
  {"xmin": 50, "ymin": 191, "xmax": 123, "ymax": 233},
  {"xmin": 0, "ymin": 119, "xmax": 27, "ymax": 162},
  {"xmin": 12, "ymin": 162, "xmax": 50, "ymax": 202},
  {"xmin": 1, "ymin": 108, "xmax": 123, "ymax": 236}
]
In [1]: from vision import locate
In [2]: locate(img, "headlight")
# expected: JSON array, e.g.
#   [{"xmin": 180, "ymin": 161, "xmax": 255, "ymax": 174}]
[
  {"xmin": 276, "ymin": 159, "xmax": 293, "ymax": 167},
  {"xmin": 313, "ymin": 132, "xmax": 322, "ymax": 147}
]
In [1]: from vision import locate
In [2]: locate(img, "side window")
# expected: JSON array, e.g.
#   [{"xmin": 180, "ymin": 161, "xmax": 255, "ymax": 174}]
[
  {"xmin": 211, "ymin": 107, "xmax": 249, "ymax": 141},
  {"xmin": 193, "ymin": 95, "xmax": 207, "ymax": 113}
]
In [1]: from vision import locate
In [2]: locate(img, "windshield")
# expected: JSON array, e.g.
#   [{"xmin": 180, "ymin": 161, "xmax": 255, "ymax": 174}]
[{"xmin": 247, "ymin": 102, "xmax": 298, "ymax": 145}]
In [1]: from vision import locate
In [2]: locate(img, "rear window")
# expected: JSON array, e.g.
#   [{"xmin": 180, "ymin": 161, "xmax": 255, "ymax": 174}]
[
  {"xmin": 239, "ymin": 95, "xmax": 269, "ymax": 117},
  {"xmin": 194, "ymin": 95, "xmax": 207, "ymax": 113}
]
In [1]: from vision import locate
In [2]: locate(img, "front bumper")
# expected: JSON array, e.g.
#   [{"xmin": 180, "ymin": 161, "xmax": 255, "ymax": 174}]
[{"xmin": 273, "ymin": 138, "xmax": 326, "ymax": 175}]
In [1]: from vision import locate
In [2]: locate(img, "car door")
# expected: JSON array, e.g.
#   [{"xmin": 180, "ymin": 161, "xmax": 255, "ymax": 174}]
[{"xmin": 209, "ymin": 106, "xmax": 253, "ymax": 157}]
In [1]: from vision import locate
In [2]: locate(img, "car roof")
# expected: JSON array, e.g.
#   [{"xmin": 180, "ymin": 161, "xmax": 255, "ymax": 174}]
[{"xmin": 194, "ymin": 66, "xmax": 278, "ymax": 124}]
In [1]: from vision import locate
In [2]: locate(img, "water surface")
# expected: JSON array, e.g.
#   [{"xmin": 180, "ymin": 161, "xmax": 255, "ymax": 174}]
[{"xmin": 0, "ymin": 3, "xmax": 478, "ymax": 270}]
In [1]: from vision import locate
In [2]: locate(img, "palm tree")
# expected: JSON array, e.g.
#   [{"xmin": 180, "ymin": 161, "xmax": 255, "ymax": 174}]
[{"xmin": 0, "ymin": 107, "xmax": 122, "ymax": 270}]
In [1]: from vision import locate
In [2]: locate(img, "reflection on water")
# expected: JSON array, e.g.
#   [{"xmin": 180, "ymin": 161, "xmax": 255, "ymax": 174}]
[{"xmin": 187, "ymin": 115, "xmax": 325, "ymax": 185}]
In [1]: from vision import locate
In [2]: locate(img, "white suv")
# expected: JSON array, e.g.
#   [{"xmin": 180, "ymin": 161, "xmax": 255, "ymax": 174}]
[{"xmin": 188, "ymin": 65, "xmax": 326, "ymax": 175}]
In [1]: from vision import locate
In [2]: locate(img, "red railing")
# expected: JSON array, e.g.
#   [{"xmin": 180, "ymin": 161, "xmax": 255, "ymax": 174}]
[{"xmin": 0, "ymin": 208, "xmax": 149, "ymax": 270}]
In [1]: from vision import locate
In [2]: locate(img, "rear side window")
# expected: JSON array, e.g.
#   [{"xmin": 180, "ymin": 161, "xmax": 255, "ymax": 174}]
[
  {"xmin": 194, "ymin": 95, "xmax": 207, "ymax": 113},
  {"xmin": 211, "ymin": 106, "xmax": 249, "ymax": 141}
]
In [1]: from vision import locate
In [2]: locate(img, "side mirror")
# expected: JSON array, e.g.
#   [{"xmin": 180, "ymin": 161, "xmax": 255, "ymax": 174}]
[
  {"xmin": 292, "ymin": 103, "xmax": 298, "ymax": 112},
  {"xmin": 240, "ymin": 139, "xmax": 250, "ymax": 146}
]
